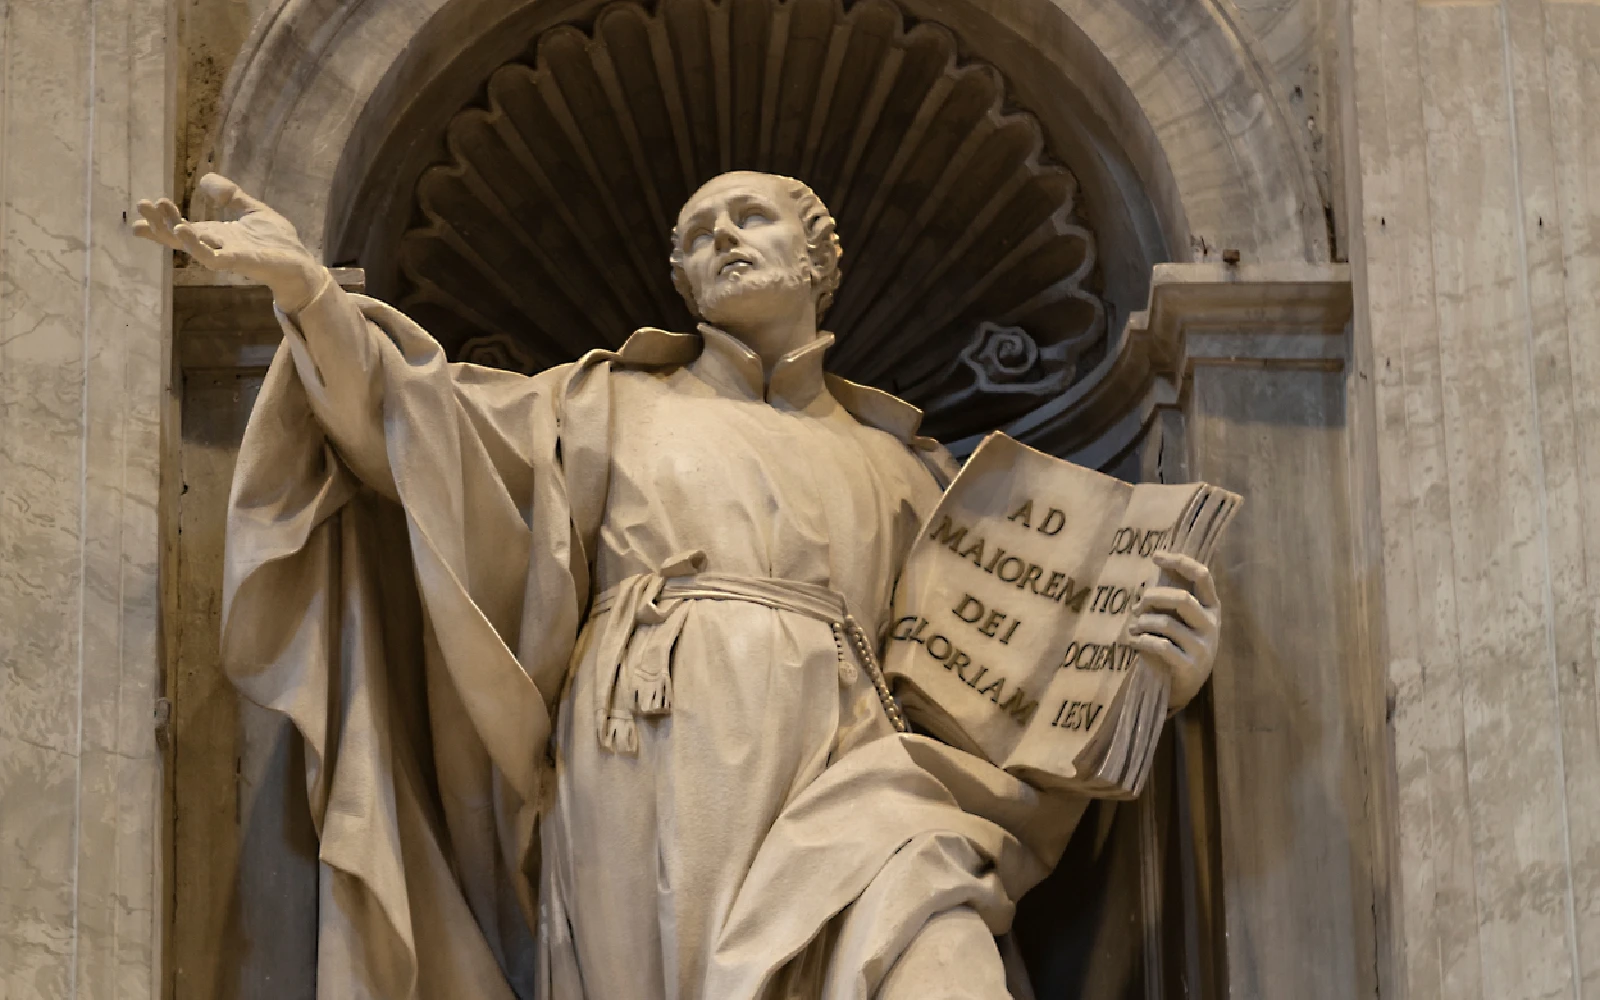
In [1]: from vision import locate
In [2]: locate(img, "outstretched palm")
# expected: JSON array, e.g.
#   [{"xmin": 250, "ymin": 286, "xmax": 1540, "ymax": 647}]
[{"xmin": 135, "ymin": 173, "xmax": 324, "ymax": 312}]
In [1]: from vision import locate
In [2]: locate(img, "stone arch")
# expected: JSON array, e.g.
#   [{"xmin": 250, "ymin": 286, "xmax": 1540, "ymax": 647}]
[
  {"xmin": 209, "ymin": 0, "xmax": 1325, "ymax": 268},
  {"xmin": 205, "ymin": 0, "xmax": 1325, "ymax": 463}
]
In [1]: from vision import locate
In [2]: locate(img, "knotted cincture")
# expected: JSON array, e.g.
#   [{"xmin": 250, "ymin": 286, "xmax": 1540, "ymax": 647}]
[
  {"xmin": 588, "ymin": 555, "xmax": 909, "ymax": 755},
  {"xmin": 592, "ymin": 549, "xmax": 707, "ymax": 753}
]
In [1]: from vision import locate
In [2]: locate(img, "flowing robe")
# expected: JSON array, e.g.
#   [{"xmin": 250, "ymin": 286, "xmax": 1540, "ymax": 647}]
[{"xmin": 220, "ymin": 280, "xmax": 1083, "ymax": 1000}]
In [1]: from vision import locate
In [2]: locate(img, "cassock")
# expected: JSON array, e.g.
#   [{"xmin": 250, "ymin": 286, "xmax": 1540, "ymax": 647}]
[{"xmin": 219, "ymin": 278, "xmax": 1084, "ymax": 1000}]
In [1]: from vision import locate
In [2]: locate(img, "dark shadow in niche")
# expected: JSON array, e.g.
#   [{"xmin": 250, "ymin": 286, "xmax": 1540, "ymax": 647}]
[
  {"xmin": 225, "ymin": 713, "xmax": 320, "ymax": 1000},
  {"xmin": 1015, "ymin": 798, "xmax": 1141, "ymax": 998},
  {"xmin": 1012, "ymin": 677, "xmax": 1225, "ymax": 999}
]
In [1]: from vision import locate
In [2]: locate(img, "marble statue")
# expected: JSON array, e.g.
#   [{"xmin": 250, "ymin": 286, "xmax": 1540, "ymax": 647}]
[{"xmin": 136, "ymin": 170, "xmax": 1221, "ymax": 1000}]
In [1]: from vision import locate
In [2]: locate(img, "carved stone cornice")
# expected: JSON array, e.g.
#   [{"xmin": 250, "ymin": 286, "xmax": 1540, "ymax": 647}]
[
  {"xmin": 995, "ymin": 262, "xmax": 1354, "ymax": 468},
  {"xmin": 173, "ymin": 267, "xmax": 366, "ymax": 371},
  {"xmin": 1138, "ymin": 261, "xmax": 1355, "ymax": 374}
]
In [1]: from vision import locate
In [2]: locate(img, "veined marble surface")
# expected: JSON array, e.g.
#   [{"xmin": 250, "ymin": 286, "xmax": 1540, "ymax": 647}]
[{"xmin": 0, "ymin": 0, "xmax": 171, "ymax": 996}]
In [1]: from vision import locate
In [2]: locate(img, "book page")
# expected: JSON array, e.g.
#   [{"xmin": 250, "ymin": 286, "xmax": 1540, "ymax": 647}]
[
  {"xmin": 1001, "ymin": 481, "xmax": 1200, "ymax": 786},
  {"xmin": 883, "ymin": 433, "xmax": 1129, "ymax": 763},
  {"xmin": 884, "ymin": 432, "xmax": 1240, "ymax": 797}
]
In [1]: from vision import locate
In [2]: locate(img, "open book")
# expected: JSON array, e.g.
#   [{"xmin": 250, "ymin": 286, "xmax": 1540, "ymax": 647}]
[{"xmin": 883, "ymin": 432, "xmax": 1240, "ymax": 799}]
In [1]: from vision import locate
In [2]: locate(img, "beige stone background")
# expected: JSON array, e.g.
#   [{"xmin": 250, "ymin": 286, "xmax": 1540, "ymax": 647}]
[
  {"xmin": 0, "ymin": 0, "xmax": 171, "ymax": 995},
  {"xmin": 1344, "ymin": 0, "xmax": 1600, "ymax": 995},
  {"xmin": 0, "ymin": 0, "xmax": 1595, "ymax": 997}
]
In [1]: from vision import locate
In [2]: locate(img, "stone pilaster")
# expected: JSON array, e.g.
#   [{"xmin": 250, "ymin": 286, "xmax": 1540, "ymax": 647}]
[
  {"xmin": 0, "ymin": 0, "xmax": 174, "ymax": 996},
  {"xmin": 1339, "ymin": 0, "xmax": 1600, "ymax": 995}
]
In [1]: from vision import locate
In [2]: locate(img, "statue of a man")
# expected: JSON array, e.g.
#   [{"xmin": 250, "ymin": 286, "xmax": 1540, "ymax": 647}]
[{"xmin": 137, "ymin": 171, "xmax": 1220, "ymax": 999}]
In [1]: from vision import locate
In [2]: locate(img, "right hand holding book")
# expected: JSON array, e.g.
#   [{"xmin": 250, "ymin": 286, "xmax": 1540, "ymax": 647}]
[{"xmin": 1125, "ymin": 550, "xmax": 1221, "ymax": 715}]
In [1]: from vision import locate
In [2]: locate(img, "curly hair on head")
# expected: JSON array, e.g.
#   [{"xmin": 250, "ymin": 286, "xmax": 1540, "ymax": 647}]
[{"xmin": 669, "ymin": 173, "xmax": 843, "ymax": 321}]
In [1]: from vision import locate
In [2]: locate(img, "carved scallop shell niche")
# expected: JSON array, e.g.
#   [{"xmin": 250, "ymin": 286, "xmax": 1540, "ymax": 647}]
[{"xmin": 395, "ymin": 0, "xmax": 1111, "ymax": 447}]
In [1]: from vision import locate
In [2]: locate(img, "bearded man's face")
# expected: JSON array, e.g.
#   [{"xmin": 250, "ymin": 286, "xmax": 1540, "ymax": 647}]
[{"xmin": 675, "ymin": 172, "xmax": 814, "ymax": 328}]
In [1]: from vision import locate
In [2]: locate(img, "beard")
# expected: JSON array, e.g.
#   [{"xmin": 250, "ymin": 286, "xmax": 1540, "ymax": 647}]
[{"xmin": 696, "ymin": 264, "xmax": 811, "ymax": 324}]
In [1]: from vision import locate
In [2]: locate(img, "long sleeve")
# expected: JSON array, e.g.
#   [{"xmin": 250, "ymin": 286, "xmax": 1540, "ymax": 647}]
[
  {"xmin": 224, "ymin": 288, "xmax": 620, "ymax": 998},
  {"xmin": 275, "ymin": 273, "xmax": 399, "ymax": 500}
]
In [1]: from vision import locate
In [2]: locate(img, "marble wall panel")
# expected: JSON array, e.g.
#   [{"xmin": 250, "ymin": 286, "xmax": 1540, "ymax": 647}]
[
  {"xmin": 1544, "ymin": 9, "xmax": 1600, "ymax": 993},
  {"xmin": 1185, "ymin": 326, "xmax": 1380, "ymax": 1000},
  {"xmin": 1418, "ymin": 9, "xmax": 1575, "ymax": 998},
  {"xmin": 1342, "ymin": 0, "xmax": 1600, "ymax": 995},
  {"xmin": 0, "ymin": 0, "xmax": 174, "ymax": 997}
]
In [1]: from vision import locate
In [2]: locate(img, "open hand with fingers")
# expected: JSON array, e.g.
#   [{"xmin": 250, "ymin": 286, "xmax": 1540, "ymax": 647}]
[
  {"xmin": 135, "ymin": 173, "xmax": 327, "ymax": 313},
  {"xmin": 1125, "ymin": 551, "xmax": 1222, "ymax": 713}
]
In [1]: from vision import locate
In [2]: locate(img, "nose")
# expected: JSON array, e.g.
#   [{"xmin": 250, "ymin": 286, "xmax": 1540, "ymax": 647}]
[{"xmin": 712, "ymin": 213, "xmax": 740, "ymax": 251}]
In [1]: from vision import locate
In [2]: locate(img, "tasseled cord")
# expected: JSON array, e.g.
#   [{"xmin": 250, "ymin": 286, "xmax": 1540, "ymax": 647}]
[
  {"xmin": 629, "ymin": 661, "xmax": 673, "ymax": 715},
  {"xmin": 593, "ymin": 550, "xmax": 706, "ymax": 755},
  {"xmin": 600, "ymin": 712, "xmax": 640, "ymax": 755}
]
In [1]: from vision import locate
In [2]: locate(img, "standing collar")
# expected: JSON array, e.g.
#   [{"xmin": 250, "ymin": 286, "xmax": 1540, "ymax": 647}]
[
  {"xmin": 689, "ymin": 323, "xmax": 833, "ymax": 410},
  {"xmin": 612, "ymin": 323, "xmax": 930, "ymax": 446}
]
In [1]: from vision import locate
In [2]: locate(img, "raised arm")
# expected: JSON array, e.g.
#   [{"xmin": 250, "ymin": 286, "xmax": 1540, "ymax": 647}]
[{"xmin": 136, "ymin": 174, "xmax": 394, "ymax": 495}]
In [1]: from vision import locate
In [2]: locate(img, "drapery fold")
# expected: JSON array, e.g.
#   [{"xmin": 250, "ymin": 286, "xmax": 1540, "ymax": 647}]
[
  {"xmin": 221, "ymin": 292, "xmax": 616, "ymax": 997},
  {"xmin": 219, "ymin": 289, "xmax": 1082, "ymax": 999},
  {"xmin": 704, "ymin": 735, "xmax": 1086, "ymax": 999}
]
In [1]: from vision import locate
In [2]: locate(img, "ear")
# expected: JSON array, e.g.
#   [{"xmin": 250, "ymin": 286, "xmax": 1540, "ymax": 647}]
[
  {"xmin": 670, "ymin": 262, "xmax": 704, "ymax": 319},
  {"xmin": 799, "ymin": 256, "xmax": 816, "ymax": 285}
]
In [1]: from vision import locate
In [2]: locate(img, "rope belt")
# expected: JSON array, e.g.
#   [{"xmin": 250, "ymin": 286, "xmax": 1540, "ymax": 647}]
[{"xmin": 587, "ymin": 549, "xmax": 908, "ymax": 754}]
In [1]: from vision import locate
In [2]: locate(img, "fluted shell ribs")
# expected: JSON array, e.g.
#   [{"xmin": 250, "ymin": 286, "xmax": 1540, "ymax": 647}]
[{"xmin": 399, "ymin": 0, "xmax": 1107, "ymax": 442}]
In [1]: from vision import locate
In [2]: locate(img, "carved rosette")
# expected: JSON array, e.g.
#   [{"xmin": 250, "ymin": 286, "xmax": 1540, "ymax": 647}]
[{"xmin": 398, "ymin": 0, "xmax": 1108, "ymax": 445}]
